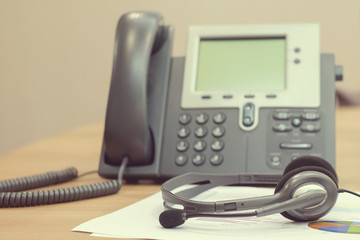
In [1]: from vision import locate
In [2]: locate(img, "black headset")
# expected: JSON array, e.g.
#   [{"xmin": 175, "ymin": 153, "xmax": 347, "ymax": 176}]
[{"xmin": 159, "ymin": 156, "xmax": 345, "ymax": 228}]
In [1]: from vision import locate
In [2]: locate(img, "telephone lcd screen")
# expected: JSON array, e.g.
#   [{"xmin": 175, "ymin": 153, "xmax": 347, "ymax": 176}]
[{"xmin": 195, "ymin": 37, "xmax": 286, "ymax": 92}]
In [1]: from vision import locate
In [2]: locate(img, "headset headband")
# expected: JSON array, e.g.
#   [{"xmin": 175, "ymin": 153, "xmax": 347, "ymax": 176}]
[{"xmin": 161, "ymin": 172, "xmax": 283, "ymax": 213}]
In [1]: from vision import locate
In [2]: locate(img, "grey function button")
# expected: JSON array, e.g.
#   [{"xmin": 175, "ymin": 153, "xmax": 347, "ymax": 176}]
[
  {"xmin": 273, "ymin": 112, "xmax": 291, "ymax": 120},
  {"xmin": 270, "ymin": 156, "xmax": 281, "ymax": 167},
  {"xmin": 291, "ymin": 117, "xmax": 302, "ymax": 127},
  {"xmin": 242, "ymin": 103, "xmax": 255, "ymax": 127},
  {"xmin": 301, "ymin": 124, "xmax": 320, "ymax": 133},
  {"xmin": 273, "ymin": 123, "xmax": 292, "ymax": 132},
  {"xmin": 280, "ymin": 143, "xmax": 312, "ymax": 149},
  {"xmin": 302, "ymin": 112, "xmax": 320, "ymax": 121},
  {"xmin": 266, "ymin": 94, "xmax": 277, "ymax": 99}
]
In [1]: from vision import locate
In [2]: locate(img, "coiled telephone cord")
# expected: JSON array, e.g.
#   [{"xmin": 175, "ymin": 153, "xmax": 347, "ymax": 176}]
[{"xmin": 0, "ymin": 158, "xmax": 128, "ymax": 208}]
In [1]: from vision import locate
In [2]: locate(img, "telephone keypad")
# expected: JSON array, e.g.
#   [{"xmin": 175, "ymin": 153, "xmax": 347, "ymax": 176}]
[{"xmin": 175, "ymin": 112, "xmax": 226, "ymax": 167}]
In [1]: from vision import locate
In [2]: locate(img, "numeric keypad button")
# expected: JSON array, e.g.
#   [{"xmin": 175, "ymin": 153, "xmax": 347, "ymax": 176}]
[
  {"xmin": 178, "ymin": 113, "xmax": 192, "ymax": 125},
  {"xmin": 176, "ymin": 140, "xmax": 189, "ymax": 152},
  {"xmin": 177, "ymin": 127, "xmax": 190, "ymax": 138},
  {"xmin": 192, "ymin": 154, "xmax": 206, "ymax": 166},
  {"xmin": 175, "ymin": 154, "xmax": 188, "ymax": 166},
  {"xmin": 195, "ymin": 113, "xmax": 209, "ymax": 124},
  {"xmin": 212, "ymin": 126, "xmax": 225, "ymax": 137},
  {"xmin": 211, "ymin": 140, "xmax": 224, "ymax": 151},
  {"xmin": 193, "ymin": 140, "xmax": 207, "ymax": 152},
  {"xmin": 210, "ymin": 154, "xmax": 224, "ymax": 166},
  {"xmin": 213, "ymin": 113, "xmax": 226, "ymax": 124},
  {"xmin": 194, "ymin": 127, "xmax": 208, "ymax": 138}
]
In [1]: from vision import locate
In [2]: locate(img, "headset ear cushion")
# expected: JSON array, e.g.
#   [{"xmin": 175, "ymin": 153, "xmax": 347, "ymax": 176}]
[
  {"xmin": 275, "ymin": 165, "xmax": 338, "ymax": 221},
  {"xmin": 275, "ymin": 166, "xmax": 338, "ymax": 195},
  {"xmin": 283, "ymin": 156, "xmax": 337, "ymax": 182}
]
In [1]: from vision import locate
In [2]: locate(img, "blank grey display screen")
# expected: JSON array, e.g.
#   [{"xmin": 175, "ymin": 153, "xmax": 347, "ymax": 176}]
[{"xmin": 195, "ymin": 37, "xmax": 286, "ymax": 91}]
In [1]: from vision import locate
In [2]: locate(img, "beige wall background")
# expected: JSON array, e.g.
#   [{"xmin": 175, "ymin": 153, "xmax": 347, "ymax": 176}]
[{"xmin": 0, "ymin": 0, "xmax": 359, "ymax": 156}]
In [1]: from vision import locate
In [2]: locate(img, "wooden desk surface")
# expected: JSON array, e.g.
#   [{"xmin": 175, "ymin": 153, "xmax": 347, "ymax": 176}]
[{"xmin": 0, "ymin": 107, "xmax": 359, "ymax": 239}]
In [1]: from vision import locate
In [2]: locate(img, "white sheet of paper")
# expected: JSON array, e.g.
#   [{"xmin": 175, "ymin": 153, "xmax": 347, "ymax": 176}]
[{"xmin": 73, "ymin": 186, "xmax": 360, "ymax": 239}]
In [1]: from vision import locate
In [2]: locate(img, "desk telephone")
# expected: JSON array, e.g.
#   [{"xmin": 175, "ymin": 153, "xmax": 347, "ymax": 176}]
[
  {"xmin": 0, "ymin": 11, "xmax": 344, "ymax": 209},
  {"xmin": 0, "ymin": 11, "xmax": 345, "ymax": 208},
  {"xmin": 99, "ymin": 11, "xmax": 342, "ymax": 183}
]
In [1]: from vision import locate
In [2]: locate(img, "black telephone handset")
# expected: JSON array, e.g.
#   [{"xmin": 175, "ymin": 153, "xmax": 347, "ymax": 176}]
[{"xmin": 99, "ymin": 12, "xmax": 173, "ymax": 176}]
